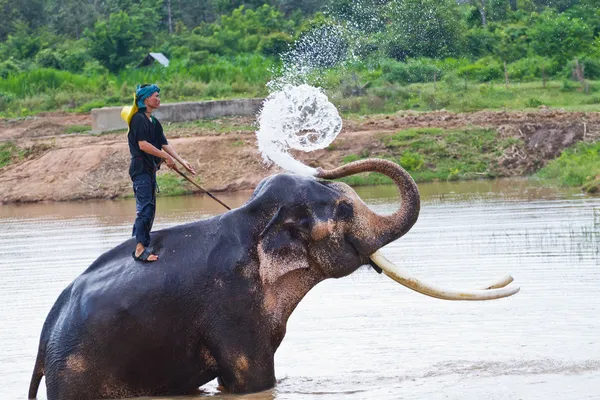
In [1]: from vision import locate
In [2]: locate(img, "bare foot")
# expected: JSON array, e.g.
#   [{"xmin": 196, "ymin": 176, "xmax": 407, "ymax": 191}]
[{"xmin": 134, "ymin": 244, "xmax": 158, "ymax": 262}]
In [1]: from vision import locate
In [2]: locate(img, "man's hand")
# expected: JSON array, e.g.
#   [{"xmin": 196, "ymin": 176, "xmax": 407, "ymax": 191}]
[
  {"xmin": 181, "ymin": 160, "xmax": 197, "ymax": 176},
  {"xmin": 164, "ymin": 156, "xmax": 177, "ymax": 171}
]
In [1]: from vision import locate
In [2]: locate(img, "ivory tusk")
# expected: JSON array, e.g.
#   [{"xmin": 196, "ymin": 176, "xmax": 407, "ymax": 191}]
[
  {"xmin": 370, "ymin": 251, "xmax": 520, "ymax": 301},
  {"xmin": 480, "ymin": 275, "xmax": 514, "ymax": 290}
]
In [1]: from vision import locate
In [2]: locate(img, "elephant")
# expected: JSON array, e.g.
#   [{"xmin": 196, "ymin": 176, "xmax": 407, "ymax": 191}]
[{"xmin": 28, "ymin": 159, "xmax": 519, "ymax": 399}]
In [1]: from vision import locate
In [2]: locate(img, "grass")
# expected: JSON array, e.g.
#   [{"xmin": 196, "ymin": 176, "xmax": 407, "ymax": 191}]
[
  {"xmin": 155, "ymin": 172, "xmax": 201, "ymax": 197},
  {"xmin": 0, "ymin": 141, "xmax": 27, "ymax": 168},
  {"xmin": 2, "ymin": 55, "xmax": 600, "ymax": 118},
  {"xmin": 64, "ymin": 125, "xmax": 92, "ymax": 134},
  {"xmin": 163, "ymin": 118, "xmax": 255, "ymax": 134},
  {"xmin": 336, "ymin": 80, "xmax": 600, "ymax": 116},
  {"xmin": 0, "ymin": 56, "xmax": 272, "ymax": 117},
  {"xmin": 339, "ymin": 127, "xmax": 521, "ymax": 186},
  {"xmin": 536, "ymin": 141, "xmax": 600, "ymax": 192}
]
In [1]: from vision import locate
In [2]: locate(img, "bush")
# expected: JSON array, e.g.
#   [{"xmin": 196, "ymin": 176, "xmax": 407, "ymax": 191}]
[
  {"xmin": 60, "ymin": 49, "xmax": 88, "ymax": 73},
  {"xmin": 204, "ymin": 81, "xmax": 232, "ymax": 98},
  {"xmin": 537, "ymin": 141, "xmax": 600, "ymax": 187},
  {"xmin": 187, "ymin": 35, "xmax": 222, "ymax": 54},
  {"xmin": 421, "ymin": 90, "xmax": 453, "ymax": 109},
  {"xmin": 507, "ymin": 56, "xmax": 558, "ymax": 81},
  {"xmin": 186, "ymin": 51, "xmax": 211, "ymax": 66},
  {"xmin": 35, "ymin": 49, "xmax": 62, "ymax": 69},
  {"xmin": 457, "ymin": 57, "xmax": 503, "ymax": 82},
  {"xmin": 0, "ymin": 60, "xmax": 21, "ymax": 78},
  {"xmin": 0, "ymin": 92, "xmax": 14, "ymax": 112},
  {"xmin": 525, "ymin": 98, "xmax": 543, "ymax": 107},
  {"xmin": 82, "ymin": 60, "xmax": 108, "ymax": 77},
  {"xmin": 258, "ymin": 32, "xmax": 293, "ymax": 58},
  {"xmin": 77, "ymin": 99, "xmax": 107, "ymax": 112},
  {"xmin": 381, "ymin": 58, "xmax": 442, "ymax": 84},
  {"xmin": 399, "ymin": 151, "xmax": 424, "ymax": 171},
  {"xmin": 563, "ymin": 57, "xmax": 600, "ymax": 80}
]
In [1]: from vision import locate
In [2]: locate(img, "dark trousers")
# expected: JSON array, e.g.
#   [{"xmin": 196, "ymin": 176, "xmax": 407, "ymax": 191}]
[{"xmin": 132, "ymin": 173, "xmax": 156, "ymax": 247}]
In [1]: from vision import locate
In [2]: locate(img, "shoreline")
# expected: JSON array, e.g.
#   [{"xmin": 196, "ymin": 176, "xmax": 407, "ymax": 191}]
[{"xmin": 1, "ymin": 109, "xmax": 599, "ymax": 204}]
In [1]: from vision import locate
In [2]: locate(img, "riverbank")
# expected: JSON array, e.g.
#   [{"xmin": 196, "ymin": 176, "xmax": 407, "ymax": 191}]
[{"xmin": 0, "ymin": 108, "xmax": 599, "ymax": 203}]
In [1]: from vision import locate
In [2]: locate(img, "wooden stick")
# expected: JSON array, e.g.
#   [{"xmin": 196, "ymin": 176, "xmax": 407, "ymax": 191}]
[{"xmin": 174, "ymin": 169, "xmax": 231, "ymax": 210}]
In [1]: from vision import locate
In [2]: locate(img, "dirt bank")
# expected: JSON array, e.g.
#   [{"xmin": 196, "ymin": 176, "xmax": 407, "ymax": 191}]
[{"xmin": 1, "ymin": 109, "xmax": 598, "ymax": 203}]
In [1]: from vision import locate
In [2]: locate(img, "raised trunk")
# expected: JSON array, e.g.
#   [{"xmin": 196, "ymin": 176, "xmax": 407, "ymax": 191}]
[
  {"xmin": 316, "ymin": 158, "xmax": 420, "ymax": 252},
  {"xmin": 317, "ymin": 159, "xmax": 520, "ymax": 301}
]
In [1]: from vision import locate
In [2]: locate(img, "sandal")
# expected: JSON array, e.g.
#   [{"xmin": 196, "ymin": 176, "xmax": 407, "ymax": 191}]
[{"xmin": 132, "ymin": 248, "xmax": 158, "ymax": 262}]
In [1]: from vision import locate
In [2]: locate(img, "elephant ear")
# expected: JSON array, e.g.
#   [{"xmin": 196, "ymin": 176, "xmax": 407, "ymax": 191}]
[{"xmin": 258, "ymin": 205, "xmax": 312, "ymax": 285}]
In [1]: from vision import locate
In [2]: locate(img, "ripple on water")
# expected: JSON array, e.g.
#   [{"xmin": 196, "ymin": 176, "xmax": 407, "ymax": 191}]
[{"xmin": 1, "ymin": 181, "xmax": 600, "ymax": 399}]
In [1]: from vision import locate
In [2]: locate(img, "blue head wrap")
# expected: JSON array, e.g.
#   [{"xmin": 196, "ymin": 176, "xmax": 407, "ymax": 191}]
[{"xmin": 135, "ymin": 84, "xmax": 160, "ymax": 108}]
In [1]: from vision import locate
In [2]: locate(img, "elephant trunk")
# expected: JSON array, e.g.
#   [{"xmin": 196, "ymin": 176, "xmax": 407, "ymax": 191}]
[
  {"xmin": 317, "ymin": 159, "xmax": 520, "ymax": 302},
  {"xmin": 316, "ymin": 158, "xmax": 420, "ymax": 252}
]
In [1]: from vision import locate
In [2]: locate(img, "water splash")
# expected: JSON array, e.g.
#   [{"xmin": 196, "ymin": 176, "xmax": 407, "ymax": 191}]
[
  {"xmin": 268, "ymin": 25, "xmax": 350, "ymax": 92},
  {"xmin": 257, "ymin": 4, "xmax": 379, "ymax": 174},
  {"xmin": 256, "ymin": 84, "xmax": 342, "ymax": 176}
]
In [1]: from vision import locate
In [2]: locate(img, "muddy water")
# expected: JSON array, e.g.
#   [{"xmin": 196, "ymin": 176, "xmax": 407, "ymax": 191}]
[{"xmin": 1, "ymin": 178, "xmax": 599, "ymax": 400}]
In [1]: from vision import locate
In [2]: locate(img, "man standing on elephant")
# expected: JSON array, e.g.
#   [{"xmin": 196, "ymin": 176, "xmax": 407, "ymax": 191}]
[{"xmin": 127, "ymin": 84, "xmax": 196, "ymax": 262}]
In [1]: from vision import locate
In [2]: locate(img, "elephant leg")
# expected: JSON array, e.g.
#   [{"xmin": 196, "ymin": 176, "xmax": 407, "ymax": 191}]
[
  {"xmin": 217, "ymin": 352, "xmax": 276, "ymax": 394},
  {"xmin": 45, "ymin": 373, "xmax": 102, "ymax": 400}
]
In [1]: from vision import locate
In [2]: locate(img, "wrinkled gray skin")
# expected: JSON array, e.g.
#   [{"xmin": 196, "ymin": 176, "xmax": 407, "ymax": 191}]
[{"xmin": 28, "ymin": 159, "xmax": 420, "ymax": 399}]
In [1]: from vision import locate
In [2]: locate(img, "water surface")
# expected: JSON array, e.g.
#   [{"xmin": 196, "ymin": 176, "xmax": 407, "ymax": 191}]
[{"xmin": 1, "ymin": 178, "xmax": 599, "ymax": 399}]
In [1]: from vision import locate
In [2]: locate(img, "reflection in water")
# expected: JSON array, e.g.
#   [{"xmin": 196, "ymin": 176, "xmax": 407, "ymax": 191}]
[{"xmin": 1, "ymin": 178, "xmax": 599, "ymax": 400}]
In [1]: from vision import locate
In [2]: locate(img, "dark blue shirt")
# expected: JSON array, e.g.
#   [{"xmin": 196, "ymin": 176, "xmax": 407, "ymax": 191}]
[{"xmin": 128, "ymin": 110, "xmax": 168, "ymax": 179}]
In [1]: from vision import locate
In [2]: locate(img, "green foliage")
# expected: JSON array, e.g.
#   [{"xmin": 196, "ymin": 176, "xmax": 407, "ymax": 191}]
[
  {"xmin": 529, "ymin": 10, "xmax": 595, "ymax": 64},
  {"xmin": 465, "ymin": 27, "xmax": 502, "ymax": 58},
  {"xmin": 85, "ymin": 11, "xmax": 143, "ymax": 72},
  {"xmin": 199, "ymin": 5, "xmax": 295, "ymax": 55},
  {"xmin": 341, "ymin": 127, "xmax": 504, "ymax": 185},
  {"xmin": 536, "ymin": 141, "xmax": 600, "ymax": 186},
  {"xmin": 2, "ymin": 0, "xmax": 600, "ymax": 117},
  {"xmin": 507, "ymin": 56, "xmax": 558, "ymax": 81},
  {"xmin": 384, "ymin": 0, "xmax": 465, "ymax": 60},
  {"xmin": 64, "ymin": 125, "xmax": 92, "ymax": 134},
  {"xmin": 342, "ymin": 154, "xmax": 361, "ymax": 163},
  {"xmin": 0, "ymin": 141, "xmax": 24, "ymax": 168},
  {"xmin": 564, "ymin": 57, "xmax": 600, "ymax": 80},
  {"xmin": 381, "ymin": 58, "xmax": 442, "ymax": 84},
  {"xmin": 525, "ymin": 98, "xmax": 543, "ymax": 107},
  {"xmin": 156, "ymin": 172, "xmax": 193, "ymax": 197},
  {"xmin": 258, "ymin": 32, "xmax": 293, "ymax": 57},
  {"xmin": 35, "ymin": 49, "xmax": 62, "ymax": 69},
  {"xmin": 4, "ymin": 22, "xmax": 42, "ymax": 60},
  {"xmin": 77, "ymin": 100, "xmax": 108, "ymax": 113},
  {"xmin": 457, "ymin": 57, "xmax": 503, "ymax": 82},
  {"xmin": 398, "ymin": 151, "xmax": 424, "ymax": 171},
  {"xmin": 0, "ymin": 69, "xmax": 103, "ymax": 97},
  {"xmin": 0, "ymin": 59, "xmax": 21, "ymax": 79}
]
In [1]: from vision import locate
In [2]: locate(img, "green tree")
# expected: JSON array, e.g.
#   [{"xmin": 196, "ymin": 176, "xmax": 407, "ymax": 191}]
[
  {"xmin": 4, "ymin": 22, "xmax": 41, "ymax": 59},
  {"xmin": 45, "ymin": 0, "xmax": 96, "ymax": 39},
  {"xmin": 213, "ymin": 0, "xmax": 277, "ymax": 14},
  {"xmin": 279, "ymin": 0, "xmax": 325, "ymax": 15},
  {"xmin": 0, "ymin": 0, "xmax": 45, "ymax": 40},
  {"xmin": 202, "ymin": 5, "xmax": 294, "ymax": 54},
  {"xmin": 533, "ymin": 0, "xmax": 579, "ymax": 12},
  {"xmin": 385, "ymin": 0, "xmax": 465, "ymax": 60},
  {"xmin": 85, "ymin": 11, "xmax": 143, "ymax": 72},
  {"xmin": 529, "ymin": 9, "xmax": 594, "ymax": 64}
]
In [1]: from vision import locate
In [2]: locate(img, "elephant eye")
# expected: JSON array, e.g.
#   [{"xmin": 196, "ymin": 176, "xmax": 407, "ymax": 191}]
[{"xmin": 335, "ymin": 202, "xmax": 353, "ymax": 220}]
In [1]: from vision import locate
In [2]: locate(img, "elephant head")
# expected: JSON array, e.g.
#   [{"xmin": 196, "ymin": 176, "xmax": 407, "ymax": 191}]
[{"xmin": 246, "ymin": 158, "xmax": 519, "ymax": 326}]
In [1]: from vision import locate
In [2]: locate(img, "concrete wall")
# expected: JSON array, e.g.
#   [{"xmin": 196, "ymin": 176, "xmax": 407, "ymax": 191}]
[{"xmin": 91, "ymin": 98, "xmax": 264, "ymax": 133}]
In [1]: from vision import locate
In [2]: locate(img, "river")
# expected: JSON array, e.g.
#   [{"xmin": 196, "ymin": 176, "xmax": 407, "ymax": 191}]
[{"xmin": 1, "ymin": 178, "xmax": 599, "ymax": 399}]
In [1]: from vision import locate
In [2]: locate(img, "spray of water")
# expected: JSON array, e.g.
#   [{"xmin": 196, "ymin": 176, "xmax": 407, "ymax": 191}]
[
  {"xmin": 256, "ymin": 2, "xmax": 382, "ymax": 174},
  {"xmin": 256, "ymin": 84, "xmax": 342, "ymax": 176}
]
